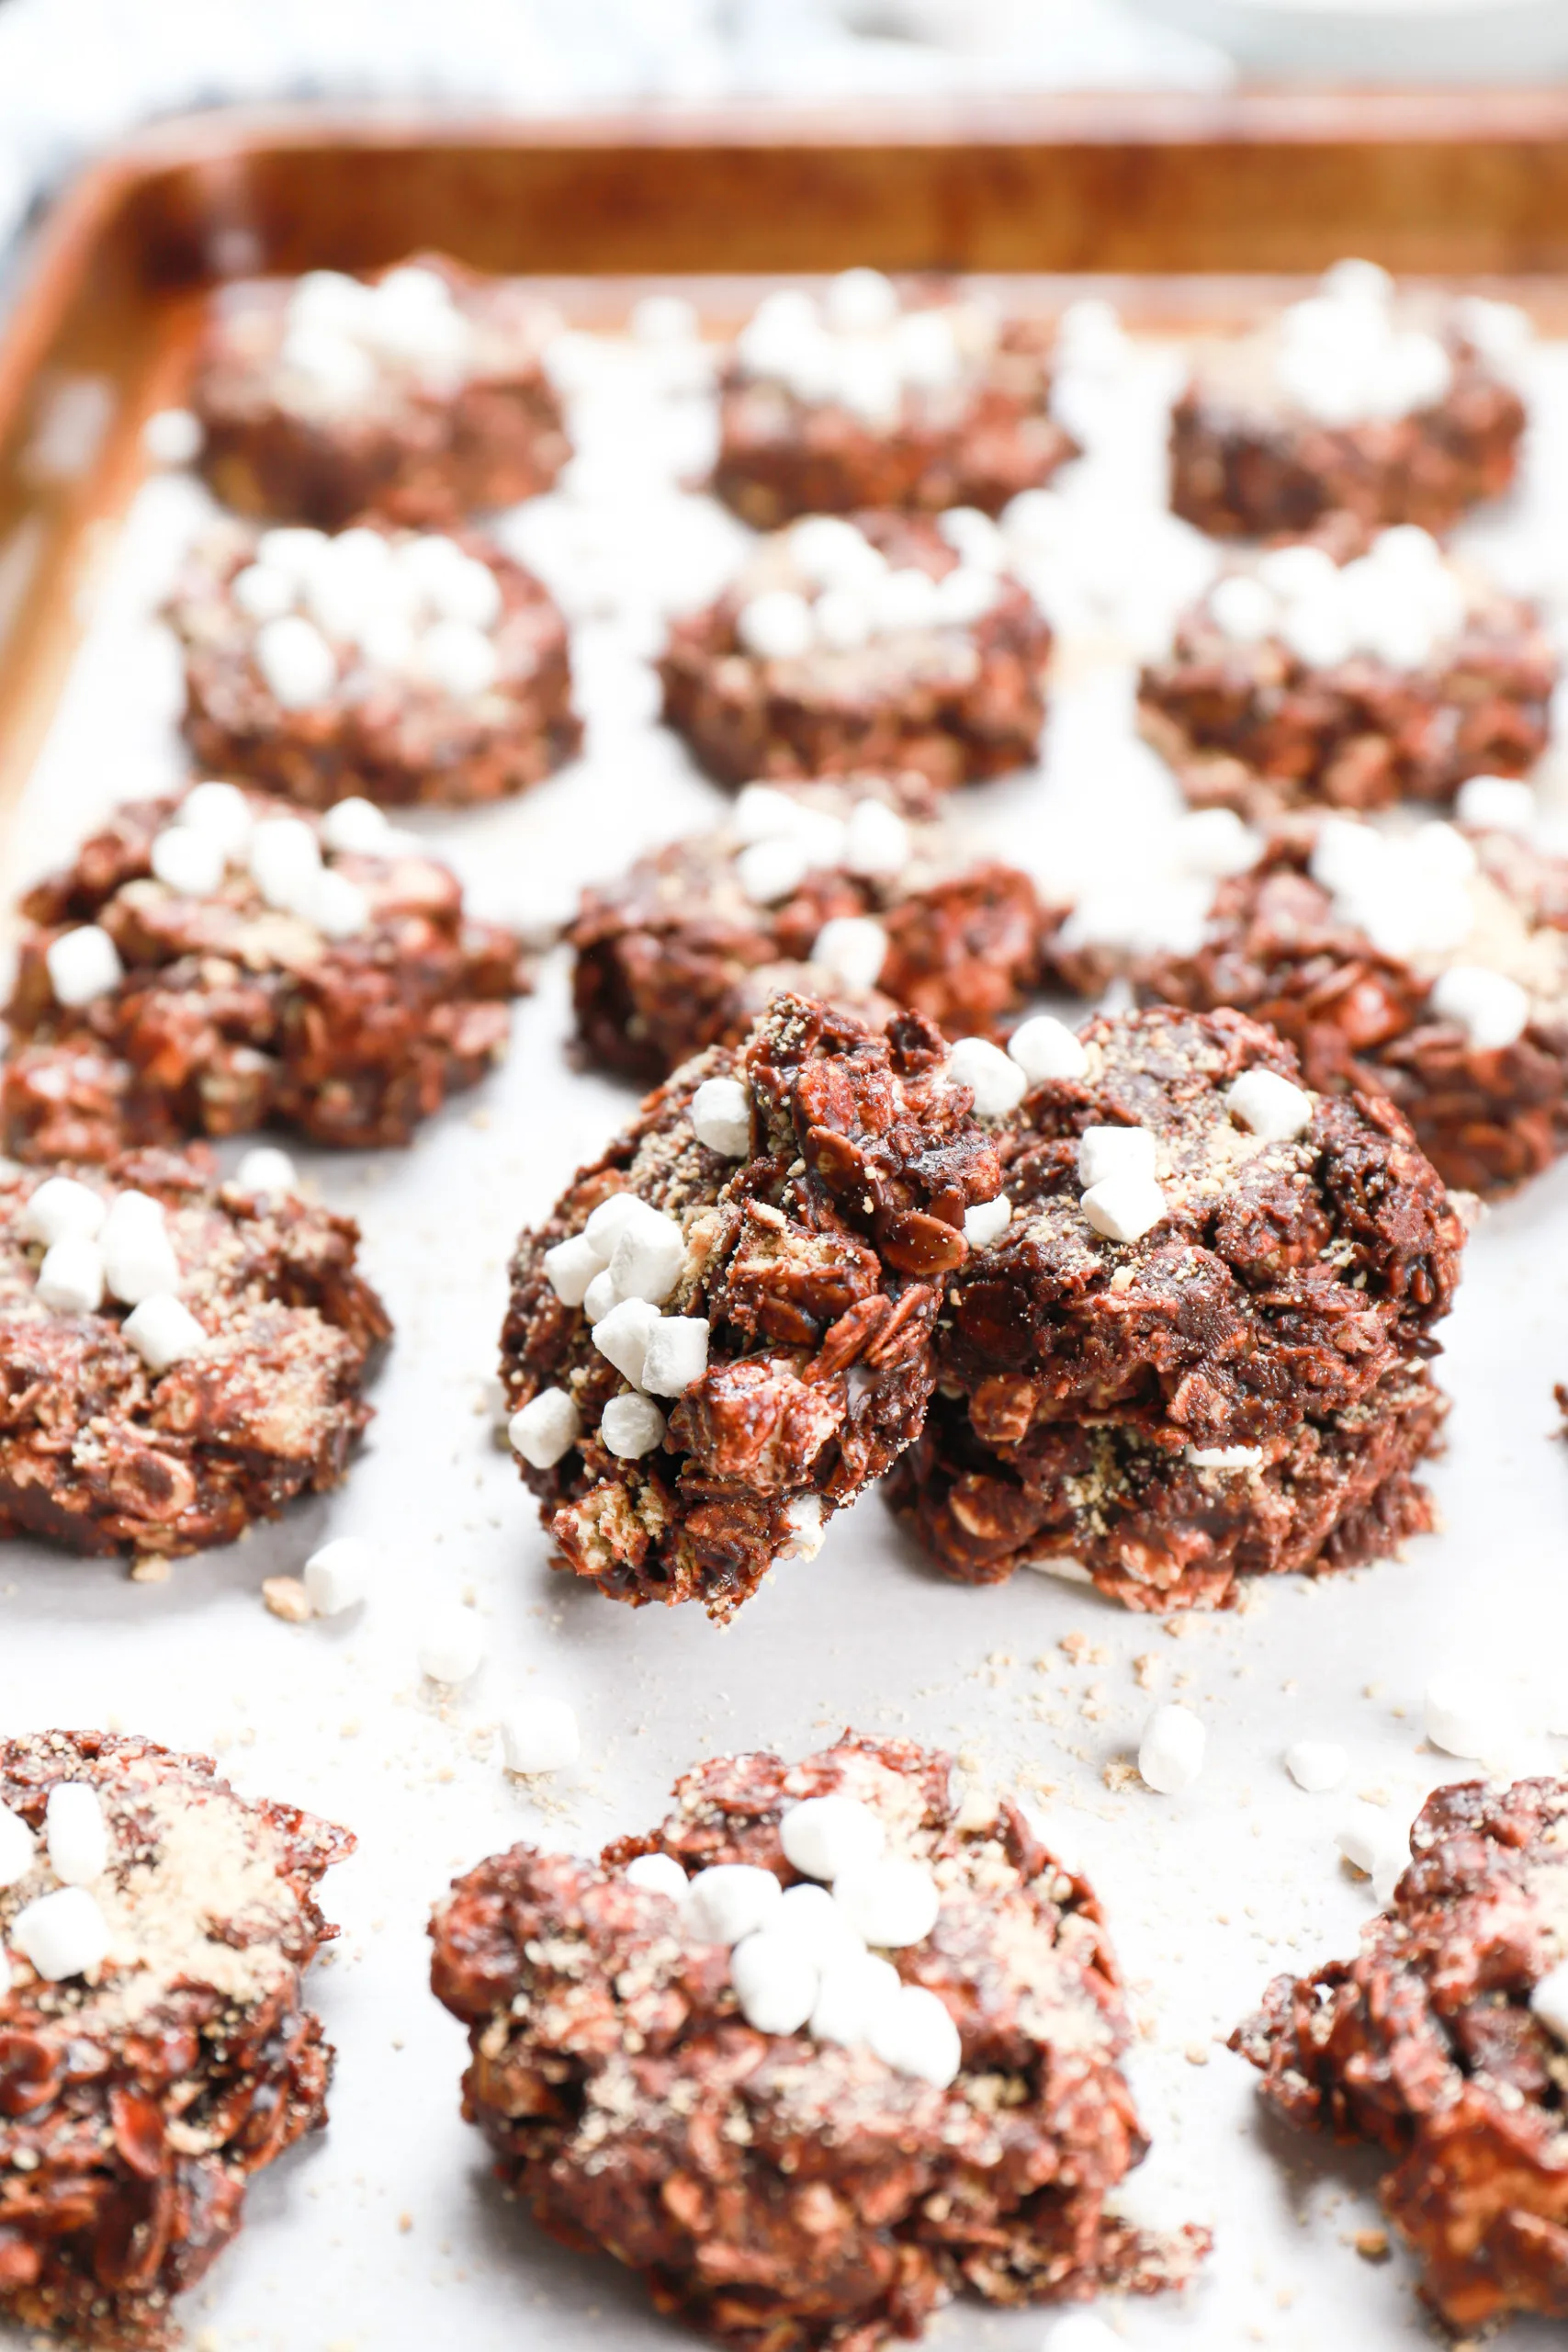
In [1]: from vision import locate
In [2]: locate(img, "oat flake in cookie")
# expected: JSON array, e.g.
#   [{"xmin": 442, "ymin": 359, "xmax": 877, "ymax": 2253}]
[
  {"xmin": 888, "ymin": 1003, "xmax": 1465, "ymax": 1610},
  {"xmin": 713, "ymin": 269, "xmax": 1077, "ymax": 527},
  {"xmin": 429, "ymin": 1731, "xmax": 1208, "ymax": 2349},
  {"xmin": 659, "ymin": 510, "xmax": 1051, "ymax": 792},
  {"xmin": 190, "ymin": 255, "xmax": 570, "ymax": 529},
  {"xmin": 500, "ymin": 991, "xmax": 1002, "ymax": 1621},
  {"xmin": 167, "ymin": 517, "xmax": 580, "ymax": 811},
  {"xmin": 1233, "ymin": 1774, "xmax": 1568, "ymax": 2336},
  {"xmin": 568, "ymin": 772, "xmax": 1061, "ymax": 1084},
  {"xmin": 4, "ymin": 781, "xmax": 526, "ymax": 1160},
  {"xmin": 0, "ymin": 1730, "xmax": 351, "ymax": 2350},
  {"xmin": 0, "ymin": 1151, "xmax": 388, "ymax": 1559}
]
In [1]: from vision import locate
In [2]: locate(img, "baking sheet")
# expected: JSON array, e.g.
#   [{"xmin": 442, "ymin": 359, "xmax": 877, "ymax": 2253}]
[{"xmin": 6, "ymin": 299, "xmax": 1568, "ymax": 2352}]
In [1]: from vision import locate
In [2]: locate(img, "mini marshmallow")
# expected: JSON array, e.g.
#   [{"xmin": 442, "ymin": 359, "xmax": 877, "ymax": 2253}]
[
  {"xmin": 249, "ymin": 816, "xmax": 321, "ymax": 913},
  {"xmin": 1139, "ymin": 1702, "xmax": 1206, "ymax": 1793},
  {"xmin": 871, "ymin": 567, "xmax": 942, "ymax": 635},
  {"xmin": 1077, "ymin": 1125, "xmax": 1156, "ymax": 1188},
  {"xmin": 426, "ymin": 553, "xmax": 502, "ymax": 632},
  {"xmin": 599, "ymin": 1393, "xmax": 667, "ymax": 1458},
  {"xmin": 779, "ymin": 1495, "xmax": 826, "ymax": 1560},
  {"xmin": 1285, "ymin": 1739, "xmax": 1348, "ymax": 1793},
  {"xmin": 683, "ymin": 1862, "xmax": 784, "ymax": 1945},
  {"xmin": 418, "ymin": 620, "xmax": 499, "ymax": 699},
  {"xmin": 143, "ymin": 406, "xmax": 203, "ymax": 466},
  {"xmin": 1081, "ymin": 1173, "xmax": 1167, "ymax": 1244},
  {"xmin": 625, "ymin": 1851, "xmax": 688, "ymax": 1901},
  {"xmin": 280, "ymin": 324, "xmax": 378, "ymax": 407},
  {"xmin": 1429, "ymin": 965, "xmax": 1529, "ymax": 1050},
  {"xmin": 231, "ymin": 562, "xmax": 295, "ymax": 623},
  {"xmin": 937, "ymin": 505, "xmax": 1007, "ymax": 569},
  {"xmin": 811, "ymin": 586, "xmax": 873, "ymax": 652},
  {"xmin": 810, "ymin": 1949, "xmax": 901, "ymax": 2046},
  {"xmin": 501, "ymin": 1696, "xmax": 581, "ymax": 1775},
  {"xmin": 592, "ymin": 1296, "xmax": 662, "ymax": 1386},
  {"xmin": 121, "ymin": 1294, "xmax": 204, "ymax": 1374},
  {"xmin": 948, "ymin": 1035, "xmax": 1029, "ymax": 1121},
  {"xmin": 736, "ymin": 836, "xmax": 811, "ymax": 907},
  {"xmin": 780, "ymin": 1793, "xmax": 886, "ymax": 1883},
  {"xmin": 1424, "ymin": 1672, "xmax": 1497, "ymax": 1758},
  {"xmin": 1530, "ymin": 1961, "xmax": 1568, "ymax": 2045},
  {"xmin": 841, "ymin": 797, "xmax": 911, "ymax": 879},
  {"xmin": 254, "ymin": 614, "xmax": 337, "ymax": 708},
  {"xmin": 581, "ymin": 1271, "xmax": 617, "ymax": 1324},
  {"xmin": 418, "ymin": 1606, "xmax": 485, "ymax": 1685},
  {"xmin": 832, "ymin": 1859, "xmax": 941, "ymax": 1949},
  {"xmin": 102, "ymin": 1197, "xmax": 180, "ymax": 1306},
  {"xmin": 177, "ymin": 780, "xmax": 253, "ymax": 853},
  {"xmin": 788, "ymin": 517, "xmax": 886, "ymax": 592},
  {"xmin": 256, "ymin": 526, "xmax": 330, "ymax": 586},
  {"xmin": 234, "ymin": 1145, "xmax": 297, "ymax": 1197},
  {"xmin": 1209, "ymin": 572, "xmax": 1276, "ymax": 643},
  {"xmin": 36, "ymin": 1237, "xmax": 105, "ymax": 1314},
  {"xmin": 1226, "ymin": 1068, "xmax": 1314, "ymax": 1143},
  {"xmin": 870, "ymin": 1982, "xmax": 962, "ymax": 2089},
  {"xmin": 1337, "ymin": 1810, "xmax": 1406, "ymax": 1904},
  {"xmin": 23, "ymin": 1176, "xmax": 105, "ymax": 1245},
  {"xmin": 1455, "ymin": 774, "xmax": 1535, "ymax": 834},
  {"xmin": 11, "ymin": 1886, "xmax": 109, "ymax": 1982},
  {"xmin": 1007, "ymin": 1014, "xmax": 1089, "ymax": 1085},
  {"xmin": 691, "ymin": 1076, "xmax": 750, "ymax": 1158},
  {"xmin": 0, "ymin": 1803, "xmax": 33, "ymax": 1887},
  {"xmin": 303, "ymin": 1534, "xmax": 375, "ymax": 1615},
  {"xmin": 321, "ymin": 796, "xmax": 392, "ymax": 854},
  {"xmin": 729, "ymin": 1930, "xmax": 819, "ymax": 2035},
  {"xmin": 46, "ymin": 925, "xmax": 123, "ymax": 1009},
  {"xmin": 770, "ymin": 1882, "xmax": 865, "ymax": 1964},
  {"xmin": 1186, "ymin": 1444, "xmax": 1262, "ymax": 1470},
  {"xmin": 933, "ymin": 567, "xmax": 1002, "ymax": 628},
  {"xmin": 640, "ymin": 1316, "xmax": 710, "ymax": 1397},
  {"xmin": 544, "ymin": 1233, "xmax": 605, "ymax": 1307},
  {"xmin": 605, "ymin": 1208, "xmax": 686, "ymax": 1307},
  {"xmin": 509, "ymin": 1387, "xmax": 581, "ymax": 1470},
  {"xmin": 964, "ymin": 1195, "xmax": 1012, "ymax": 1249},
  {"xmin": 825, "ymin": 267, "xmax": 900, "ymax": 334},
  {"xmin": 150, "ymin": 825, "xmax": 226, "ymax": 898},
  {"xmin": 811, "ymin": 915, "xmax": 887, "ymax": 995},
  {"xmin": 301, "ymin": 868, "xmax": 371, "ymax": 942},
  {"xmin": 46, "ymin": 1783, "xmax": 108, "ymax": 1884},
  {"xmin": 583, "ymin": 1193, "xmax": 652, "ymax": 1255},
  {"xmin": 738, "ymin": 590, "xmax": 814, "ymax": 662}
]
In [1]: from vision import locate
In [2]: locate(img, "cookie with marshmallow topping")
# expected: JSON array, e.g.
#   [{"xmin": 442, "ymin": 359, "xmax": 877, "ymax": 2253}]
[
  {"xmin": 0, "ymin": 1148, "xmax": 388, "ymax": 1560},
  {"xmin": 568, "ymin": 773, "xmax": 1061, "ymax": 1082},
  {"xmin": 3, "ymin": 780, "xmax": 527, "ymax": 1159},
  {"xmin": 191, "ymin": 254, "xmax": 570, "ymax": 528},
  {"xmin": 1171, "ymin": 261, "xmax": 1528, "ymax": 541},
  {"xmin": 659, "ymin": 509, "xmax": 1052, "ymax": 792},
  {"xmin": 429, "ymin": 1730, "xmax": 1208, "ymax": 2349},
  {"xmin": 888, "ymin": 1002, "xmax": 1463, "ymax": 1610},
  {"xmin": 1139, "ymin": 526, "xmax": 1554, "ymax": 822},
  {"xmin": 500, "ymin": 990, "xmax": 1004, "ymax": 1621},
  {"xmin": 713, "ymin": 269, "xmax": 1077, "ymax": 527},
  {"xmin": 167, "ymin": 514, "xmax": 579, "ymax": 810},
  {"xmin": 0, "ymin": 1728, "xmax": 351, "ymax": 2348}
]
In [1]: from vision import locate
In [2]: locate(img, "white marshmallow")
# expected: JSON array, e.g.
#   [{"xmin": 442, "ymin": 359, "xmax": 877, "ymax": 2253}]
[
  {"xmin": 737, "ymin": 837, "xmax": 812, "ymax": 907},
  {"xmin": 948, "ymin": 1035, "xmax": 1028, "ymax": 1120},
  {"xmin": 23, "ymin": 1176, "xmax": 105, "ymax": 1245},
  {"xmin": 11, "ymin": 1885, "xmax": 109, "ymax": 1981},
  {"xmin": 501, "ymin": 1696, "xmax": 581, "ymax": 1775},
  {"xmin": 1280, "ymin": 596, "xmax": 1354, "ymax": 670},
  {"xmin": 964, "ymin": 1195, "xmax": 1012, "ymax": 1249},
  {"xmin": 780, "ymin": 1793, "xmax": 886, "ymax": 1883},
  {"xmin": 417, "ymin": 1605, "xmax": 485, "ymax": 1685},
  {"xmin": 321, "ymin": 797, "xmax": 392, "ymax": 854},
  {"xmin": 544, "ymin": 1234, "xmax": 606, "ymax": 1308},
  {"xmin": 1175, "ymin": 808, "xmax": 1262, "ymax": 880},
  {"xmin": 1082, "ymin": 1173, "xmax": 1168, "ymax": 1243},
  {"xmin": 256, "ymin": 527, "xmax": 330, "ymax": 588},
  {"xmin": 1285, "ymin": 1739, "xmax": 1348, "ymax": 1793},
  {"xmin": 832, "ymin": 1859, "xmax": 941, "ymax": 1949},
  {"xmin": 871, "ymin": 567, "xmax": 942, "ymax": 635},
  {"xmin": 605, "ymin": 1208, "xmax": 686, "ymax": 1307},
  {"xmin": 1007, "ymin": 1015, "xmax": 1089, "ymax": 1085},
  {"xmin": 1424, "ymin": 1672, "xmax": 1498, "ymax": 1758},
  {"xmin": 592, "ymin": 1296, "xmax": 662, "ymax": 1386},
  {"xmin": 424, "ymin": 552, "xmax": 502, "ymax": 631},
  {"xmin": 36, "ymin": 1237, "xmax": 105, "ymax": 1314},
  {"xmin": 936, "ymin": 506, "xmax": 1006, "ymax": 569},
  {"xmin": 254, "ymin": 614, "xmax": 336, "ymax": 708},
  {"xmin": 46, "ymin": 1783, "xmax": 108, "ymax": 1883},
  {"xmin": 231, "ymin": 562, "xmax": 295, "ymax": 623},
  {"xmin": 810, "ymin": 1949, "xmax": 901, "ymax": 2046},
  {"xmin": 1209, "ymin": 572, "xmax": 1276, "ymax": 644},
  {"xmin": 1337, "ymin": 1809, "xmax": 1406, "ymax": 1903},
  {"xmin": 1530, "ymin": 1961, "xmax": 1568, "ymax": 2046},
  {"xmin": 1256, "ymin": 543, "xmax": 1341, "ymax": 604},
  {"xmin": 1139, "ymin": 1702, "xmax": 1207, "ymax": 1793},
  {"xmin": 788, "ymin": 517, "xmax": 886, "ymax": 593},
  {"xmin": 1077, "ymin": 1125, "xmax": 1156, "ymax": 1188},
  {"xmin": 417, "ymin": 620, "xmax": 499, "ymax": 699},
  {"xmin": 869, "ymin": 1982, "xmax": 962, "ymax": 2088},
  {"xmin": 300, "ymin": 868, "xmax": 371, "ymax": 943},
  {"xmin": 1043, "ymin": 2317, "xmax": 1122, "ymax": 2352},
  {"xmin": 812, "ymin": 916, "xmax": 887, "ymax": 996},
  {"xmin": 813, "ymin": 587, "xmax": 874, "ymax": 652},
  {"xmin": 691, "ymin": 1076, "xmax": 750, "ymax": 1158},
  {"xmin": 631, "ymin": 293, "xmax": 699, "ymax": 346},
  {"xmin": 0, "ymin": 1803, "xmax": 33, "ymax": 1887},
  {"xmin": 1226, "ymin": 1068, "xmax": 1314, "ymax": 1143},
  {"xmin": 303, "ymin": 1534, "xmax": 375, "ymax": 1615},
  {"xmin": 249, "ymin": 816, "xmax": 321, "ymax": 914},
  {"xmin": 770, "ymin": 1882, "xmax": 865, "ymax": 1964},
  {"xmin": 834, "ymin": 345, "xmax": 903, "ymax": 429},
  {"xmin": 933, "ymin": 567, "xmax": 1002, "ymax": 628},
  {"xmin": 1186, "ymin": 1443, "xmax": 1262, "ymax": 1470},
  {"xmin": 234, "ymin": 1145, "xmax": 296, "ymax": 1197},
  {"xmin": 509, "ymin": 1387, "xmax": 581, "ymax": 1470},
  {"xmin": 683, "ymin": 1862, "xmax": 783, "ymax": 1946},
  {"xmin": 599, "ymin": 1393, "xmax": 667, "ymax": 1458},
  {"xmin": 121, "ymin": 1294, "xmax": 204, "ymax": 1374},
  {"xmin": 102, "ymin": 1195, "xmax": 180, "ymax": 1306},
  {"xmin": 279, "ymin": 324, "xmax": 378, "ymax": 407},
  {"xmin": 738, "ymin": 590, "xmax": 814, "ymax": 662},
  {"xmin": 582, "ymin": 1193, "xmax": 649, "ymax": 1256},
  {"xmin": 825, "ymin": 268, "xmax": 899, "ymax": 334},
  {"xmin": 625, "ymin": 1851, "xmax": 688, "ymax": 1901},
  {"xmin": 730, "ymin": 1930, "xmax": 819, "ymax": 2034},
  {"xmin": 641, "ymin": 1317, "xmax": 710, "ymax": 1397},
  {"xmin": 841, "ymin": 798, "xmax": 911, "ymax": 880},
  {"xmin": 1455, "ymin": 774, "xmax": 1536, "ymax": 834},
  {"xmin": 142, "ymin": 405, "xmax": 203, "ymax": 466},
  {"xmin": 1429, "ymin": 965, "xmax": 1529, "ymax": 1051},
  {"xmin": 46, "ymin": 925, "xmax": 123, "ymax": 1008},
  {"xmin": 780, "ymin": 1495, "xmax": 826, "ymax": 1560},
  {"xmin": 177, "ymin": 780, "xmax": 253, "ymax": 854},
  {"xmin": 288, "ymin": 270, "xmax": 372, "ymax": 335}
]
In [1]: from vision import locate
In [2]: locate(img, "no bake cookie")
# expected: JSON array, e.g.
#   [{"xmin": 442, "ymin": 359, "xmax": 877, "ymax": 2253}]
[
  {"xmin": 429, "ymin": 1729, "xmax": 1207, "ymax": 2350},
  {"xmin": 0, "ymin": 1729, "xmax": 350, "ymax": 2349},
  {"xmin": 5, "ymin": 780, "xmax": 526, "ymax": 1160},
  {"xmin": 168, "ymin": 517, "xmax": 580, "ymax": 809},
  {"xmin": 191, "ymin": 257, "xmax": 570, "ymax": 528},
  {"xmin": 659, "ymin": 510, "xmax": 1051, "ymax": 791}
]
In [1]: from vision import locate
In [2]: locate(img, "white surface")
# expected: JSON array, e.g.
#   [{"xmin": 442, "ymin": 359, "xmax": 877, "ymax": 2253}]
[{"xmin": 6, "ymin": 313, "xmax": 1568, "ymax": 2352}]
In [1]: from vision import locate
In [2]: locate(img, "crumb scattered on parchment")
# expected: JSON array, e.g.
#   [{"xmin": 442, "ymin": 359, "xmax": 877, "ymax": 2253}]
[{"xmin": 262, "ymin": 1575, "xmax": 310, "ymax": 1624}]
